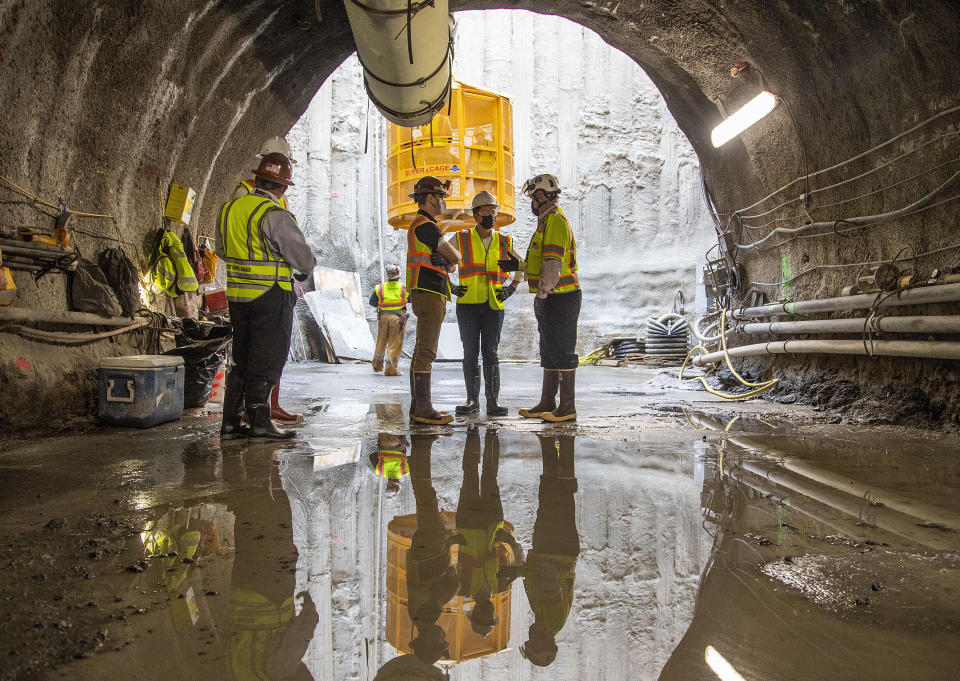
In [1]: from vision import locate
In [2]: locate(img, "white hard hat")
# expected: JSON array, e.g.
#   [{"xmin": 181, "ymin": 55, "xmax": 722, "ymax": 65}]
[
  {"xmin": 471, "ymin": 190, "xmax": 499, "ymax": 211},
  {"xmin": 521, "ymin": 174, "xmax": 560, "ymax": 196},
  {"xmin": 258, "ymin": 136, "xmax": 297, "ymax": 164},
  {"xmin": 385, "ymin": 262, "xmax": 401, "ymax": 279}
]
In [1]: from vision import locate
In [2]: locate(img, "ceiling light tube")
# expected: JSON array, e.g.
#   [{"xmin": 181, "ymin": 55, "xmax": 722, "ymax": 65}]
[
  {"xmin": 704, "ymin": 645, "xmax": 747, "ymax": 681},
  {"xmin": 711, "ymin": 91, "xmax": 778, "ymax": 147}
]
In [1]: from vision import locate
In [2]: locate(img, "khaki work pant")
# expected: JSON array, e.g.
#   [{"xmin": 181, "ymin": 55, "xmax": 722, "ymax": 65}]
[
  {"xmin": 410, "ymin": 290, "xmax": 447, "ymax": 373},
  {"xmin": 373, "ymin": 313, "xmax": 405, "ymax": 371}
]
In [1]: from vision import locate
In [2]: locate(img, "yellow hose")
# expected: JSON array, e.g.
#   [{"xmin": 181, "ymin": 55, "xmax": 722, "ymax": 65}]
[{"xmin": 678, "ymin": 308, "xmax": 779, "ymax": 399}]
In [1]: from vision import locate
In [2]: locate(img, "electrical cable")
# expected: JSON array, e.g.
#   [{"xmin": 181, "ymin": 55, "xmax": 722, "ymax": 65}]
[
  {"xmin": 732, "ymin": 103, "xmax": 960, "ymax": 215},
  {"xmin": 2, "ymin": 318, "xmax": 150, "ymax": 345},
  {"xmin": 678, "ymin": 309, "xmax": 779, "ymax": 399},
  {"xmin": 736, "ymin": 168, "xmax": 960, "ymax": 251},
  {"xmin": 747, "ymin": 239, "xmax": 960, "ymax": 288}
]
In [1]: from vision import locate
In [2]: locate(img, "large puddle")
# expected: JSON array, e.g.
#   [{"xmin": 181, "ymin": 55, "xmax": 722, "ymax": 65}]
[{"xmin": 2, "ymin": 406, "xmax": 959, "ymax": 680}]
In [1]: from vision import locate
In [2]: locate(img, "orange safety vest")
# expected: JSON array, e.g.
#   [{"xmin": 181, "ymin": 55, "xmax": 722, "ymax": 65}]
[{"xmin": 406, "ymin": 212, "xmax": 450, "ymax": 299}]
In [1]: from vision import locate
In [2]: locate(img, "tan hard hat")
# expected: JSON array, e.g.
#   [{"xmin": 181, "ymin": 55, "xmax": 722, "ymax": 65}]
[
  {"xmin": 385, "ymin": 262, "xmax": 401, "ymax": 279},
  {"xmin": 471, "ymin": 190, "xmax": 499, "ymax": 211},
  {"xmin": 258, "ymin": 136, "xmax": 296, "ymax": 164},
  {"xmin": 521, "ymin": 173, "xmax": 561, "ymax": 196},
  {"xmin": 252, "ymin": 152, "xmax": 295, "ymax": 186}
]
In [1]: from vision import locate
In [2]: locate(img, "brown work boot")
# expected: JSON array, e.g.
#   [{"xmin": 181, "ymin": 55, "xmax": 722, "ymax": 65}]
[
  {"xmin": 270, "ymin": 380, "xmax": 303, "ymax": 425},
  {"xmin": 519, "ymin": 369, "xmax": 560, "ymax": 418},
  {"xmin": 541, "ymin": 370, "xmax": 577, "ymax": 422},
  {"xmin": 412, "ymin": 371, "xmax": 453, "ymax": 425},
  {"xmin": 385, "ymin": 361, "xmax": 402, "ymax": 376},
  {"xmin": 372, "ymin": 356, "xmax": 384, "ymax": 373}
]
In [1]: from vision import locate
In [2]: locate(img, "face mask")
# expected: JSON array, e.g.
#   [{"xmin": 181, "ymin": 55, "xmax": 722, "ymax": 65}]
[{"xmin": 480, "ymin": 214, "xmax": 495, "ymax": 229}]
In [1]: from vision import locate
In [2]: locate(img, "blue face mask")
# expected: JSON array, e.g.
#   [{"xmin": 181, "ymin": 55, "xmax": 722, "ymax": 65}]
[{"xmin": 480, "ymin": 215, "xmax": 495, "ymax": 229}]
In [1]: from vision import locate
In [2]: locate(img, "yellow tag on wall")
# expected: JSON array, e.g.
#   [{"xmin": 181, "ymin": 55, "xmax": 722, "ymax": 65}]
[
  {"xmin": 0, "ymin": 266, "xmax": 16, "ymax": 306},
  {"xmin": 164, "ymin": 183, "xmax": 196, "ymax": 225}
]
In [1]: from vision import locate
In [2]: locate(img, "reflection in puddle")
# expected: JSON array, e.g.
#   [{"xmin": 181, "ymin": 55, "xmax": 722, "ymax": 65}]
[{"xmin": 55, "ymin": 417, "xmax": 960, "ymax": 681}]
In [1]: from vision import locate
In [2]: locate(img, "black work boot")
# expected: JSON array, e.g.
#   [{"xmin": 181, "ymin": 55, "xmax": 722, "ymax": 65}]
[
  {"xmin": 412, "ymin": 372, "xmax": 453, "ymax": 425},
  {"xmin": 245, "ymin": 380, "xmax": 296, "ymax": 439},
  {"xmin": 220, "ymin": 372, "xmax": 251, "ymax": 440},
  {"xmin": 456, "ymin": 364, "xmax": 481, "ymax": 414},
  {"xmin": 483, "ymin": 363, "xmax": 509, "ymax": 416},
  {"xmin": 519, "ymin": 369, "xmax": 560, "ymax": 418},
  {"xmin": 409, "ymin": 371, "xmax": 417, "ymax": 421},
  {"xmin": 541, "ymin": 370, "xmax": 577, "ymax": 422}
]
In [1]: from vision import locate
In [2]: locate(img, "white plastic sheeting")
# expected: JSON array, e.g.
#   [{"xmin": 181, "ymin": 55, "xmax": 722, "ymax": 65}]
[{"xmin": 304, "ymin": 266, "xmax": 376, "ymax": 361}]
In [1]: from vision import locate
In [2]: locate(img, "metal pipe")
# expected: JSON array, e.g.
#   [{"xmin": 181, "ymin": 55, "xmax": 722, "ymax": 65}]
[
  {"xmin": 0, "ymin": 243, "xmax": 66, "ymax": 260},
  {"xmin": 742, "ymin": 315, "xmax": 960, "ymax": 336},
  {"xmin": 692, "ymin": 338, "xmax": 960, "ymax": 366},
  {"xmin": 732, "ymin": 282, "xmax": 960, "ymax": 319},
  {"xmin": 0, "ymin": 236, "xmax": 70, "ymax": 254},
  {"xmin": 0, "ymin": 307, "xmax": 133, "ymax": 327}
]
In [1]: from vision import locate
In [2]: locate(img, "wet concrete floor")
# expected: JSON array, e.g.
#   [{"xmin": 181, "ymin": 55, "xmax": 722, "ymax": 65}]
[{"xmin": 0, "ymin": 363, "xmax": 958, "ymax": 680}]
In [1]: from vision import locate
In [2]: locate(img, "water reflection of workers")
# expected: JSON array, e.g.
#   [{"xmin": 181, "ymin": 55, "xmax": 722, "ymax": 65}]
[
  {"xmin": 501, "ymin": 434, "xmax": 579, "ymax": 667},
  {"xmin": 368, "ymin": 432, "xmax": 409, "ymax": 498},
  {"xmin": 406, "ymin": 434, "xmax": 460, "ymax": 665},
  {"xmin": 227, "ymin": 443, "xmax": 319, "ymax": 681},
  {"xmin": 450, "ymin": 427, "xmax": 523, "ymax": 637}
]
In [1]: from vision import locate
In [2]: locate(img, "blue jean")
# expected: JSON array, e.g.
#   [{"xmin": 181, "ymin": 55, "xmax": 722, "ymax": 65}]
[{"xmin": 456, "ymin": 302, "xmax": 505, "ymax": 368}]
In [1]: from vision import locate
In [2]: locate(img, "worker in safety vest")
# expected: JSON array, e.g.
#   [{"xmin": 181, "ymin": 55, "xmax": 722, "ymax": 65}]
[
  {"xmin": 216, "ymin": 153, "xmax": 316, "ymax": 440},
  {"xmin": 499, "ymin": 434, "xmax": 579, "ymax": 668},
  {"xmin": 230, "ymin": 136, "xmax": 303, "ymax": 426},
  {"xmin": 446, "ymin": 191, "xmax": 525, "ymax": 416},
  {"xmin": 449, "ymin": 427, "xmax": 523, "ymax": 638},
  {"xmin": 369, "ymin": 262, "xmax": 408, "ymax": 376},
  {"xmin": 512, "ymin": 174, "xmax": 581, "ymax": 422},
  {"xmin": 368, "ymin": 431, "xmax": 409, "ymax": 498},
  {"xmin": 405, "ymin": 176, "xmax": 461, "ymax": 425}
]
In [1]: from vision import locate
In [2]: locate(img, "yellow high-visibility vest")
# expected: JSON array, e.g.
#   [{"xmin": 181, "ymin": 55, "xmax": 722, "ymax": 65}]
[
  {"xmin": 151, "ymin": 230, "xmax": 199, "ymax": 297},
  {"xmin": 237, "ymin": 178, "xmax": 289, "ymax": 210},
  {"xmin": 375, "ymin": 449, "xmax": 410, "ymax": 480},
  {"xmin": 376, "ymin": 280, "xmax": 407, "ymax": 312},
  {"xmin": 455, "ymin": 228, "xmax": 512, "ymax": 310},
  {"xmin": 217, "ymin": 193, "xmax": 293, "ymax": 303},
  {"xmin": 405, "ymin": 213, "xmax": 450, "ymax": 299},
  {"xmin": 525, "ymin": 207, "xmax": 579, "ymax": 294}
]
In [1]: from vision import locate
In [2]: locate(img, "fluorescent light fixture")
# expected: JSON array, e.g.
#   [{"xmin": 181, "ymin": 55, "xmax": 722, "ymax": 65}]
[
  {"xmin": 705, "ymin": 645, "xmax": 746, "ymax": 681},
  {"xmin": 711, "ymin": 91, "xmax": 778, "ymax": 147}
]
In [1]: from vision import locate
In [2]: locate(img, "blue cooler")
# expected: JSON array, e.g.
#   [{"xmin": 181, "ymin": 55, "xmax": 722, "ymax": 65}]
[{"xmin": 98, "ymin": 355, "xmax": 185, "ymax": 428}]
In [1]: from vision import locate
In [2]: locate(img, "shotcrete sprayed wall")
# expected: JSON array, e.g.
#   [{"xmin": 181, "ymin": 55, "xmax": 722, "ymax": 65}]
[{"xmin": 286, "ymin": 10, "xmax": 715, "ymax": 358}]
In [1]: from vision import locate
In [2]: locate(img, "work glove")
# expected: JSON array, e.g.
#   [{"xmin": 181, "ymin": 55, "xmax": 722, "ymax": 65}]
[
  {"xmin": 451, "ymin": 284, "xmax": 468, "ymax": 297},
  {"xmin": 430, "ymin": 251, "xmax": 449, "ymax": 268},
  {"xmin": 495, "ymin": 285, "xmax": 516, "ymax": 302},
  {"xmin": 293, "ymin": 270, "xmax": 310, "ymax": 282},
  {"xmin": 497, "ymin": 256, "xmax": 521, "ymax": 272}
]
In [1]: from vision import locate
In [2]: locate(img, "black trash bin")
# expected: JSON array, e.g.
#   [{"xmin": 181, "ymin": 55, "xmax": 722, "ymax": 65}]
[{"xmin": 164, "ymin": 319, "xmax": 232, "ymax": 408}]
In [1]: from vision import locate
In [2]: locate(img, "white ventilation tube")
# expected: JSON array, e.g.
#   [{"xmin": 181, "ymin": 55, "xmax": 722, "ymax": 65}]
[{"xmin": 343, "ymin": 0, "xmax": 453, "ymax": 127}]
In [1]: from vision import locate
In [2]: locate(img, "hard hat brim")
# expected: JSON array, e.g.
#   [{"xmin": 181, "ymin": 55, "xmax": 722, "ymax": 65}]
[{"xmin": 251, "ymin": 168, "xmax": 295, "ymax": 187}]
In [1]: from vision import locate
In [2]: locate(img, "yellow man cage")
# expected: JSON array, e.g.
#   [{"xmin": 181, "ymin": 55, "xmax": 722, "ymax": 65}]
[
  {"xmin": 385, "ymin": 512, "xmax": 513, "ymax": 665},
  {"xmin": 386, "ymin": 82, "xmax": 515, "ymax": 233}
]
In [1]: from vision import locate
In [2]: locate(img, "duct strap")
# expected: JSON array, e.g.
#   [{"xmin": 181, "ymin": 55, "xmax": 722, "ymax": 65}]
[
  {"xmin": 356, "ymin": 43, "xmax": 451, "ymax": 90},
  {"xmin": 363, "ymin": 68, "xmax": 452, "ymax": 125}
]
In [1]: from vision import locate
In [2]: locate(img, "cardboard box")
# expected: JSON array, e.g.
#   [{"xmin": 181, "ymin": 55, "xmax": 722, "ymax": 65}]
[{"xmin": 164, "ymin": 183, "xmax": 196, "ymax": 224}]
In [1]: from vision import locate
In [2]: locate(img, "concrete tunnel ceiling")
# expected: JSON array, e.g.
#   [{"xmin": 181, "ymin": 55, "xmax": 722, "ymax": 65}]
[{"xmin": 2, "ymin": 0, "xmax": 960, "ymax": 426}]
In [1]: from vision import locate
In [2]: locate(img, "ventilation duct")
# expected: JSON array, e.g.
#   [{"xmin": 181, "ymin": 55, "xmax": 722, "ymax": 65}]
[{"xmin": 343, "ymin": 0, "xmax": 454, "ymax": 127}]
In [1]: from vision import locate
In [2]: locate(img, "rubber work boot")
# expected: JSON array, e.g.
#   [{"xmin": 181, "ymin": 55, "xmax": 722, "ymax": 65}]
[
  {"xmin": 519, "ymin": 369, "xmax": 560, "ymax": 418},
  {"xmin": 484, "ymin": 363, "xmax": 509, "ymax": 416},
  {"xmin": 270, "ymin": 380, "xmax": 304, "ymax": 425},
  {"xmin": 246, "ymin": 380, "xmax": 296, "ymax": 439},
  {"xmin": 409, "ymin": 371, "xmax": 417, "ymax": 421},
  {"xmin": 456, "ymin": 365, "xmax": 481, "ymax": 414},
  {"xmin": 385, "ymin": 361, "xmax": 401, "ymax": 376},
  {"xmin": 541, "ymin": 370, "xmax": 577, "ymax": 422},
  {"xmin": 220, "ymin": 372, "xmax": 251, "ymax": 440},
  {"xmin": 412, "ymin": 372, "xmax": 454, "ymax": 425}
]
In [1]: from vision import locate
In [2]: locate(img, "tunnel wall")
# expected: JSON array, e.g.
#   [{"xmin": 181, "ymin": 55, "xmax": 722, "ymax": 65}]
[{"xmin": 2, "ymin": 0, "xmax": 960, "ymax": 432}]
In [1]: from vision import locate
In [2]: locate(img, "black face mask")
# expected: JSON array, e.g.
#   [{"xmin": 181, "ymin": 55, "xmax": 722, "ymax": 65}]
[{"xmin": 480, "ymin": 215, "xmax": 495, "ymax": 229}]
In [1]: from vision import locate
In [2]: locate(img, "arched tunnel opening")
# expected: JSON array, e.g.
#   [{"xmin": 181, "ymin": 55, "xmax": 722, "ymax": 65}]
[{"xmin": 1, "ymin": 2, "xmax": 959, "ymax": 680}]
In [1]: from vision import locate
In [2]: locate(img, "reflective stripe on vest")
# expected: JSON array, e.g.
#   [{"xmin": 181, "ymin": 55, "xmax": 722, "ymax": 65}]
[
  {"xmin": 376, "ymin": 281, "xmax": 407, "ymax": 311},
  {"xmin": 405, "ymin": 213, "xmax": 450, "ymax": 299},
  {"xmin": 525, "ymin": 207, "xmax": 580, "ymax": 294},
  {"xmin": 238, "ymin": 178, "xmax": 289, "ymax": 210},
  {"xmin": 218, "ymin": 193, "xmax": 294, "ymax": 302},
  {"xmin": 455, "ymin": 228, "xmax": 512, "ymax": 310},
  {"xmin": 375, "ymin": 450, "xmax": 409, "ymax": 480}
]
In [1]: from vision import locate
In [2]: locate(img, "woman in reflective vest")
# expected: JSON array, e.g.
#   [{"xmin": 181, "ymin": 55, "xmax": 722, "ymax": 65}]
[
  {"xmin": 516, "ymin": 174, "xmax": 581, "ymax": 422},
  {"xmin": 448, "ymin": 191, "xmax": 524, "ymax": 416},
  {"xmin": 369, "ymin": 262, "xmax": 408, "ymax": 376}
]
